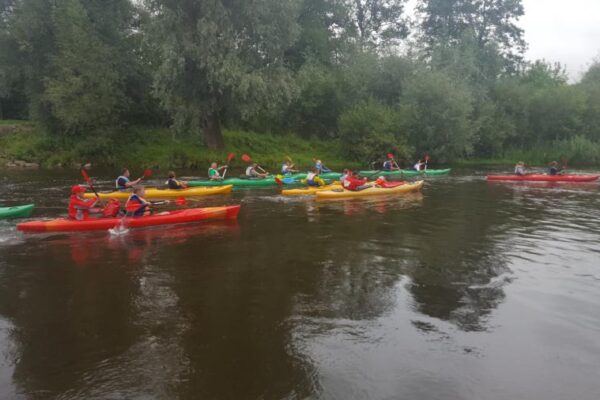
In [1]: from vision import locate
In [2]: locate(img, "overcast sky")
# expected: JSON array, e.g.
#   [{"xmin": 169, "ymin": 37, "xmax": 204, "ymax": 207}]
[{"xmin": 521, "ymin": 0, "xmax": 600, "ymax": 81}]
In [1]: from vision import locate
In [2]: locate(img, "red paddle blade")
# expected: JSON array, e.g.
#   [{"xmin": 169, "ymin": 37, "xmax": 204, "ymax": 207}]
[
  {"xmin": 227, "ymin": 152, "xmax": 235, "ymax": 162},
  {"xmin": 387, "ymin": 153, "xmax": 394, "ymax": 160},
  {"xmin": 274, "ymin": 177, "xmax": 283, "ymax": 185},
  {"xmin": 143, "ymin": 168, "xmax": 153, "ymax": 178},
  {"xmin": 81, "ymin": 169, "xmax": 91, "ymax": 183},
  {"xmin": 175, "ymin": 197, "xmax": 187, "ymax": 206},
  {"xmin": 241, "ymin": 154, "xmax": 251, "ymax": 162}
]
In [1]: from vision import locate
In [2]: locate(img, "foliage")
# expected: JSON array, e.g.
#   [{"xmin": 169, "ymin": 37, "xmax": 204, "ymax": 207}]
[{"xmin": 2, "ymin": 0, "xmax": 600, "ymax": 167}]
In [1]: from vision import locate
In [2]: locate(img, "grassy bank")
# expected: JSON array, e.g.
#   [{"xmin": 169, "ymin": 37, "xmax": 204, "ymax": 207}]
[{"xmin": 0, "ymin": 121, "xmax": 355, "ymax": 170}]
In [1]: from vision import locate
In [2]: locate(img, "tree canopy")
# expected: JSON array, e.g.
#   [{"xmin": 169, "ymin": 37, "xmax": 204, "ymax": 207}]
[{"xmin": 1, "ymin": 0, "xmax": 599, "ymax": 163}]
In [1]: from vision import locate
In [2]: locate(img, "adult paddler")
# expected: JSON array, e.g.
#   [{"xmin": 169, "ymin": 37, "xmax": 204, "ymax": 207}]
[
  {"xmin": 116, "ymin": 168, "xmax": 143, "ymax": 191},
  {"xmin": 208, "ymin": 162, "xmax": 228, "ymax": 181}
]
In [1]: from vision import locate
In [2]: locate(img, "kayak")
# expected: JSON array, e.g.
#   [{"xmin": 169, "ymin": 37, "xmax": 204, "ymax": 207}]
[
  {"xmin": 291, "ymin": 172, "xmax": 343, "ymax": 180},
  {"xmin": 83, "ymin": 185, "xmax": 232, "ymax": 199},
  {"xmin": 487, "ymin": 174, "xmax": 599, "ymax": 182},
  {"xmin": 17, "ymin": 205, "xmax": 240, "ymax": 233},
  {"xmin": 188, "ymin": 177, "xmax": 280, "ymax": 187},
  {"xmin": 358, "ymin": 169, "xmax": 451, "ymax": 178},
  {"xmin": 0, "ymin": 204, "xmax": 35, "ymax": 219},
  {"xmin": 187, "ymin": 172, "xmax": 343, "ymax": 187},
  {"xmin": 282, "ymin": 183, "xmax": 342, "ymax": 196},
  {"xmin": 316, "ymin": 180, "xmax": 424, "ymax": 200}
]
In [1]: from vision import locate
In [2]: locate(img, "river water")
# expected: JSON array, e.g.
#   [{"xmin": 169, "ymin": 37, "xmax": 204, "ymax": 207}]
[{"xmin": 0, "ymin": 168, "xmax": 599, "ymax": 400}]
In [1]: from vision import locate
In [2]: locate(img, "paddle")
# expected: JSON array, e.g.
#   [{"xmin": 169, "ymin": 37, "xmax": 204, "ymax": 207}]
[
  {"xmin": 424, "ymin": 155, "xmax": 430, "ymax": 171},
  {"xmin": 242, "ymin": 154, "xmax": 268, "ymax": 174},
  {"xmin": 139, "ymin": 168, "xmax": 153, "ymax": 181},
  {"xmin": 81, "ymin": 169, "xmax": 100, "ymax": 199},
  {"xmin": 222, "ymin": 152, "xmax": 235, "ymax": 179}
]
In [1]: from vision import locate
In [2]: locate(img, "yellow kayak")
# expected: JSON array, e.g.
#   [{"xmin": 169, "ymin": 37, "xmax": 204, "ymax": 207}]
[
  {"xmin": 316, "ymin": 180, "xmax": 424, "ymax": 199},
  {"xmin": 84, "ymin": 185, "xmax": 233, "ymax": 200},
  {"xmin": 281, "ymin": 183, "xmax": 341, "ymax": 196}
]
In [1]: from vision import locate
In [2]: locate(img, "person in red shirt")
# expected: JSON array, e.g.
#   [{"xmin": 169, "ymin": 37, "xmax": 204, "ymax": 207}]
[
  {"xmin": 342, "ymin": 171, "xmax": 371, "ymax": 191},
  {"xmin": 68, "ymin": 185, "xmax": 99, "ymax": 220}
]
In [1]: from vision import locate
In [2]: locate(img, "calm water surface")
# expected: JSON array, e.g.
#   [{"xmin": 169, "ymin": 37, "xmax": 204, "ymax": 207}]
[{"xmin": 0, "ymin": 168, "xmax": 599, "ymax": 399}]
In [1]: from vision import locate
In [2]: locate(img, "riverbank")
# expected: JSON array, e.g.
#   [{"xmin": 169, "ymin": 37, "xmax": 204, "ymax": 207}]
[
  {"xmin": 2, "ymin": 120, "xmax": 600, "ymax": 170},
  {"xmin": 0, "ymin": 121, "xmax": 353, "ymax": 170}
]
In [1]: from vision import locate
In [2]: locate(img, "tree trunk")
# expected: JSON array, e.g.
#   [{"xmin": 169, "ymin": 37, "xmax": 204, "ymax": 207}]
[{"xmin": 202, "ymin": 112, "xmax": 224, "ymax": 150}]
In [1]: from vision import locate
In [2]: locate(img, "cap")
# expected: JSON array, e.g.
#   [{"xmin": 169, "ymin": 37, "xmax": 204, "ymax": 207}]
[{"xmin": 71, "ymin": 185, "xmax": 86, "ymax": 194}]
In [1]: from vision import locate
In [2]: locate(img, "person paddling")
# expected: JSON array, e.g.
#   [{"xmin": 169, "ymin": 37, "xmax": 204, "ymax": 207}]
[
  {"xmin": 306, "ymin": 168, "xmax": 325, "ymax": 187},
  {"xmin": 246, "ymin": 163, "xmax": 268, "ymax": 178},
  {"xmin": 281, "ymin": 160, "xmax": 299, "ymax": 175},
  {"xmin": 383, "ymin": 159, "xmax": 399, "ymax": 171},
  {"xmin": 548, "ymin": 161, "xmax": 562, "ymax": 176},
  {"xmin": 125, "ymin": 186, "xmax": 151, "ymax": 217},
  {"xmin": 314, "ymin": 159, "xmax": 331, "ymax": 174},
  {"xmin": 167, "ymin": 171, "xmax": 188, "ymax": 189},
  {"xmin": 116, "ymin": 168, "xmax": 142, "ymax": 191},
  {"xmin": 208, "ymin": 162, "xmax": 227, "ymax": 180},
  {"xmin": 414, "ymin": 159, "xmax": 426, "ymax": 171},
  {"xmin": 514, "ymin": 161, "xmax": 526, "ymax": 176},
  {"xmin": 343, "ymin": 171, "xmax": 371, "ymax": 191},
  {"xmin": 68, "ymin": 185, "xmax": 100, "ymax": 220}
]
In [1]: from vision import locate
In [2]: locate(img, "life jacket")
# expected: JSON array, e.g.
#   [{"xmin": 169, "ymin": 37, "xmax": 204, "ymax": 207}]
[
  {"xmin": 343, "ymin": 176, "xmax": 367, "ymax": 191},
  {"xmin": 102, "ymin": 199, "xmax": 121, "ymax": 217},
  {"xmin": 125, "ymin": 194, "xmax": 148, "ymax": 217},
  {"xmin": 208, "ymin": 168, "xmax": 220, "ymax": 178},
  {"xmin": 246, "ymin": 166, "xmax": 256, "ymax": 177},
  {"xmin": 383, "ymin": 161, "xmax": 392, "ymax": 171},
  {"xmin": 115, "ymin": 175, "xmax": 129, "ymax": 190},
  {"xmin": 68, "ymin": 195, "xmax": 97, "ymax": 220}
]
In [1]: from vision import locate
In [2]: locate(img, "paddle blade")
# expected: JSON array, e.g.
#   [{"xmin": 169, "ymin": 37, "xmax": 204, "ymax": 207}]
[
  {"xmin": 241, "ymin": 154, "xmax": 252, "ymax": 162},
  {"xmin": 387, "ymin": 153, "xmax": 394, "ymax": 160},
  {"xmin": 80, "ymin": 169, "xmax": 92, "ymax": 184},
  {"xmin": 227, "ymin": 152, "xmax": 235, "ymax": 162},
  {"xmin": 143, "ymin": 168, "xmax": 153, "ymax": 178},
  {"xmin": 175, "ymin": 197, "xmax": 187, "ymax": 206},
  {"xmin": 286, "ymin": 155, "xmax": 293, "ymax": 162},
  {"xmin": 274, "ymin": 176, "xmax": 283, "ymax": 185}
]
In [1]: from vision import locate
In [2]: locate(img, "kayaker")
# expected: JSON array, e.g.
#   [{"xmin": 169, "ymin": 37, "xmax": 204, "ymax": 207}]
[
  {"xmin": 246, "ymin": 163, "xmax": 268, "ymax": 178},
  {"xmin": 306, "ymin": 169, "xmax": 325, "ymax": 187},
  {"xmin": 383, "ymin": 159, "xmax": 399, "ymax": 171},
  {"xmin": 314, "ymin": 159, "xmax": 331, "ymax": 174},
  {"xmin": 343, "ymin": 171, "xmax": 371, "ymax": 191},
  {"xmin": 340, "ymin": 169, "xmax": 350, "ymax": 184},
  {"xmin": 167, "ymin": 171, "xmax": 188, "ymax": 189},
  {"xmin": 126, "ymin": 186, "xmax": 151, "ymax": 217},
  {"xmin": 375, "ymin": 176, "xmax": 387, "ymax": 187},
  {"xmin": 68, "ymin": 185, "xmax": 100, "ymax": 220},
  {"xmin": 548, "ymin": 161, "xmax": 562, "ymax": 176},
  {"xmin": 208, "ymin": 162, "xmax": 227, "ymax": 180},
  {"xmin": 514, "ymin": 161, "xmax": 526, "ymax": 176},
  {"xmin": 116, "ymin": 168, "xmax": 142, "ymax": 191},
  {"xmin": 281, "ymin": 160, "xmax": 299, "ymax": 175},
  {"xmin": 414, "ymin": 159, "xmax": 426, "ymax": 171}
]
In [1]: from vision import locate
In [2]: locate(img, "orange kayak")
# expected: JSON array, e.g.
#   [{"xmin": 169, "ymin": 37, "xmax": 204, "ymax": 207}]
[{"xmin": 17, "ymin": 205, "xmax": 240, "ymax": 233}]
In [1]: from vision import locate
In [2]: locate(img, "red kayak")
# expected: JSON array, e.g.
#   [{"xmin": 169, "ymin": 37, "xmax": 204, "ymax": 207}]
[
  {"xmin": 17, "ymin": 205, "xmax": 240, "ymax": 233},
  {"xmin": 487, "ymin": 174, "xmax": 599, "ymax": 182}
]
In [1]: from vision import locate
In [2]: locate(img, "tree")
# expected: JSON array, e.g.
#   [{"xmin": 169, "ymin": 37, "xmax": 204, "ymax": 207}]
[
  {"xmin": 343, "ymin": 0, "xmax": 409, "ymax": 50},
  {"xmin": 418, "ymin": 0, "xmax": 526, "ymax": 71},
  {"xmin": 147, "ymin": 0, "xmax": 300, "ymax": 149}
]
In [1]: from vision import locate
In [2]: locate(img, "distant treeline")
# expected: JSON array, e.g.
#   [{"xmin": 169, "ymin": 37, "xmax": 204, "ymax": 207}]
[{"xmin": 1, "ymin": 0, "xmax": 600, "ymax": 164}]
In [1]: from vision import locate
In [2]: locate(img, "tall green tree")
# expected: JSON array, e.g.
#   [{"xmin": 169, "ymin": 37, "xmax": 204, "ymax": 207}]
[
  {"xmin": 418, "ymin": 0, "xmax": 526, "ymax": 71},
  {"xmin": 344, "ymin": 0, "xmax": 409, "ymax": 50},
  {"xmin": 147, "ymin": 0, "xmax": 300, "ymax": 149}
]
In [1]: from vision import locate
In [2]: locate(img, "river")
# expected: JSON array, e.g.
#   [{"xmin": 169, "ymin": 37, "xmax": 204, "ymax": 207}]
[{"xmin": 1, "ymin": 168, "xmax": 599, "ymax": 399}]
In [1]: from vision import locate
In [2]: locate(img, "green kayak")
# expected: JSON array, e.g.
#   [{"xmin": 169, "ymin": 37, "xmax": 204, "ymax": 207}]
[
  {"xmin": 0, "ymin": 204, "xmax": 34, "ymax": 219},
  {"xmin": 188, "ymin": 172, "xmax": 342, "ymax": 187},
  {"xmin": 359, "ymin": 168, "xmax": 451, "ymax": 178},
  {"xmin": 188, "ymin": 177, "xmax": 280, "ymax": 187}
]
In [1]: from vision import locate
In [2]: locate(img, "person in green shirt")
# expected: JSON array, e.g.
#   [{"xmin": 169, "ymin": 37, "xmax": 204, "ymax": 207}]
[{"xmin": 208, "ymin": 162, "xmax": 228, "ymax": 180}]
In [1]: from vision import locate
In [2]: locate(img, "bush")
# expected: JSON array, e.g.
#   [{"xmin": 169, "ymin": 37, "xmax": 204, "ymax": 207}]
[{"xmin": 338, "ymin": 99, "xmax": 410, "ymax": 163}]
